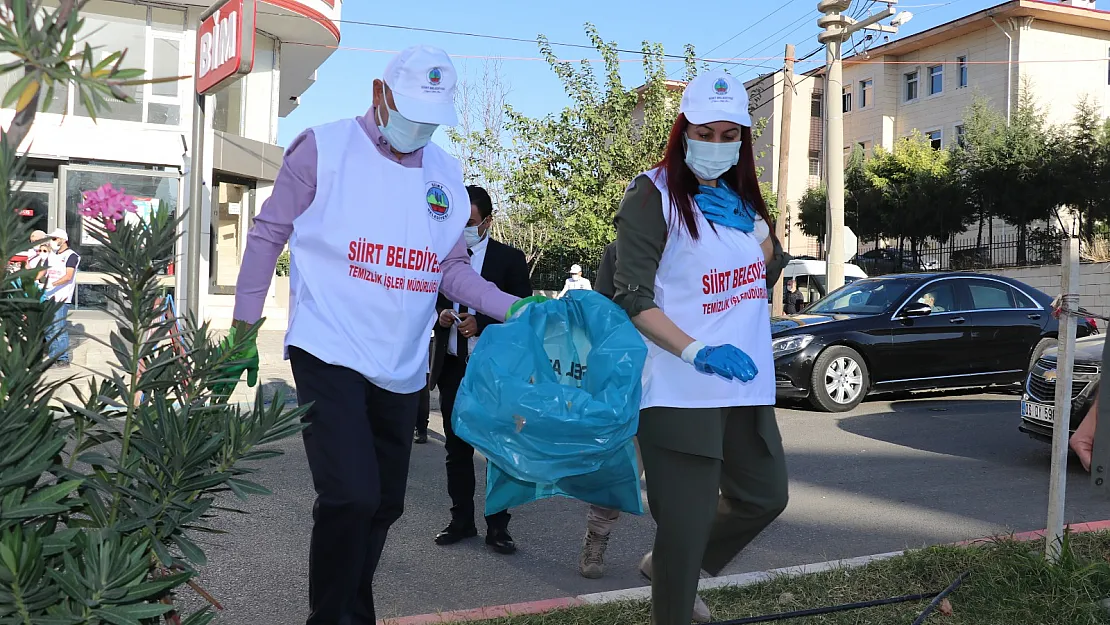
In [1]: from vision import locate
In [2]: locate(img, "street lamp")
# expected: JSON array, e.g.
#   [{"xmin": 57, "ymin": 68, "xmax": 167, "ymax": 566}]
[{"xmin": 818, "ymin": 1, "xmax": 901, "ymax": 292}]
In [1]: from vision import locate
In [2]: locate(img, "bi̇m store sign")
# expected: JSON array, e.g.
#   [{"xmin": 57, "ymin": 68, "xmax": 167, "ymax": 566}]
[{"xmin": 196, "ymin": 0, "xmax": 257, "ymax": 95}]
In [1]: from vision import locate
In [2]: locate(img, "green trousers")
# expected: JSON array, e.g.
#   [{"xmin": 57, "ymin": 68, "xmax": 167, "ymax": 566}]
[{"xmin": 638, "ymin": 405, "xmax": 788, "ymax": 625}]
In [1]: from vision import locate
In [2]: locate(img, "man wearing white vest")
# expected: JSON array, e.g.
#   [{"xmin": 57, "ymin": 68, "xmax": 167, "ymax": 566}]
[{"xmin": 229, "ymin": 45, "xmax": 542, "ymax": 625}]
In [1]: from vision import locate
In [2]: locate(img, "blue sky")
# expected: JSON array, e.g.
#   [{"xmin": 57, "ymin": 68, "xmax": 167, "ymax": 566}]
[{"xmin": 277, "ymin": 0, "xmax": 1108, "ymax": 146}]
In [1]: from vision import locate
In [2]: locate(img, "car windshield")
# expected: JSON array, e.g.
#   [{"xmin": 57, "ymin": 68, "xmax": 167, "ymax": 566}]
[{"xmin": 806, "ymin": 278, "xmax": 915, "ymax": 315}]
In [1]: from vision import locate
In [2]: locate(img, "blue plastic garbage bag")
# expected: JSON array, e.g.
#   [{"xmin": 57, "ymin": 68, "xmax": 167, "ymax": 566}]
[{"xmin": 453, "ymin": 290, "xmax": 648, "ymax": 515}]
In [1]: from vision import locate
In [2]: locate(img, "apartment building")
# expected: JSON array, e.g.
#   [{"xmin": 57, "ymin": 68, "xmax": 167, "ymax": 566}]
[
  {"xmin": 749, "ymin": 0, "xmax": 1110, "ymax": 256},
  {"xmin": 2, "ymin": 0, "xmax": 341, "ymax": 325}
]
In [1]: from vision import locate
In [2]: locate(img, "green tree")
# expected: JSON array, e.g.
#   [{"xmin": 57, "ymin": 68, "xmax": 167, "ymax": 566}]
[
  {"xmin": 1051, "ymin": 97, "xmax": 1110, "ymax": 239},
  {"xmin": 954, "ymin": 97, "xmax": 1008, "ymax": 249},
  {"xmin": 797, "ymin": 184, "xmax": 828, "ymax": 243},
  {"xmin": 504, "ymin": 26, "xmax": 684, "ymax": 272},
  {"xmin": 845, "ymin": 146, "xmax": 883, "ymax": 248},
  {"xmin": 867, "ymin": 132, "xmax": 970, "ymax": 257}
]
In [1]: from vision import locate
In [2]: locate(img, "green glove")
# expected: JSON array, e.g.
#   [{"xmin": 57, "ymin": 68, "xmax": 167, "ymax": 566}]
[
  {"xmin": 505, "ymin": 295, "xmax": 549, "ymax": 321},
  {"xmin": 216, "ymin": 323, "xmax": 260, "ymax": 394}
]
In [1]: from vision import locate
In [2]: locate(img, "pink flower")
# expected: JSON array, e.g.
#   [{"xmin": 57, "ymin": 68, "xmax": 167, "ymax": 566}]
[{"xmin": 79, "ymin": 183, "xmax": 136, "ymax": 232}]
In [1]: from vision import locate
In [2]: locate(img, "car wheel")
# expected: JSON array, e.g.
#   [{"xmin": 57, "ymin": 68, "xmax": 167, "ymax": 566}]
[
  {"xmin": 809, "ymin": 346, "xmax": 870, "ymax": 412},
  {"xmin": 1028, "ymin": 337, "xmax": 1057, "ymax": 376}
]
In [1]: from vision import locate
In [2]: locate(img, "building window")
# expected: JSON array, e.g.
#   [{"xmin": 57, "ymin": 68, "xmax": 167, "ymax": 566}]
[
  {"xmin": 905, "ymin": 70, "xmax": 919, "ymax": 101},
  {"xmin": 9, "ymin": 1, "xmax": 189, "ymax": 125},
  {"xmin": 859, "ymin": 79, "xmax": 873, "ymax": 109},
  {"xmin": 857, "ymin": 140, "xmax": 873, "ymax": 157},
  {"xmin": 928, "ymin": 65, "xmax": 944, "ymax": 95},
  {"xmin": 808, "ymin": 151, "xmax": 821, "ymax": 177},
  {"xmin": 926, "ymin": 129, "xmax": 942, "ymax": 150},
  {"xmin": 811, "ymin": 94, "xmax": 823, "ymax": 118},
  {"xmin": 842, "ymin": 86, "xmax": 852, "ymax": 113},
  {"xmin": 957, "ymin": 55, "xmax": 968, "ymax": 88},
  {"xmin": 955, "ymin": 124, "xmax": 966, "ymax": 148}
]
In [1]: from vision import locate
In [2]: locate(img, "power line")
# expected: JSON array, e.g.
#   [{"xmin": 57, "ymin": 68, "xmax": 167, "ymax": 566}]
[
  {"xmin": 719, "ymin": 10, "xmax": 817, "ymax": 75},
  {"xmin": 669, "ymin": 0, "xmax": 804, "ymax": 77}
]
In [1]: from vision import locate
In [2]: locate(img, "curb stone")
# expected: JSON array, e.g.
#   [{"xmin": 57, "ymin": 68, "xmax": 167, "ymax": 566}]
[{"xmin": 377, "ymin": 519, "xmax": 1110, "ymax": 625}]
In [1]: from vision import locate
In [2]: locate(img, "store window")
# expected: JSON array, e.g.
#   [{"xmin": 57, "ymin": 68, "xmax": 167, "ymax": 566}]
[
  {"xmin": 241, "ymin": 33, "xmax": 278, "ymax": 142},
  {"xmin": 61, "ymin": 165, "xmax": 179, "ymax": 309},
  {"xmin": 213, "ymin": 79, "xmax": 244, "ymax": 135}
]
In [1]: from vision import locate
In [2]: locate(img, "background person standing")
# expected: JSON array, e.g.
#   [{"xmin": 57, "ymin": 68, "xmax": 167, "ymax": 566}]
[
  {"xmin": 557, "ymin": 263, "xmax": 591, "ymax": 298},
  {"xmin": 783, "ymin": 278, "xmax": 805, "ymax": 315},
  {"xmin": 42, "ymin": 228, "xmax": 79, "ymax": 367},
  {"xmin": 429, "ymin": 185, "xmax": 532, "ymax": 555}
]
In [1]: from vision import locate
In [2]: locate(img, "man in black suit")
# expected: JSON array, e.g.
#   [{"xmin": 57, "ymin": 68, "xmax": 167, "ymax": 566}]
[{"xmin": 430, "ymin": 185, "xmax": 533, "ymax": 555}]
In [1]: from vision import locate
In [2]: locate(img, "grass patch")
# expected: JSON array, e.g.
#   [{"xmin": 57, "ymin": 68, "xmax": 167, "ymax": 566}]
[{"xmin": 472, "ymin": 532, "xmax": 1110, "ymax": 625}]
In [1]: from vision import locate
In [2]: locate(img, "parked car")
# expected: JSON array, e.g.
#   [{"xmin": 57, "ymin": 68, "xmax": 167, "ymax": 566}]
[
  {"xmin": 772, "ymin": 272, "xmax": 1098, "ymax": 412},
  {"xmin": 780, "ymin": 260, "xmax": 868, "ymax": 308},
  {"xmin": 1019, "ymin": 335, "xmax": 1103, "ymax": 444},
  {"xmin": 851, "ymin": 248, "xmax": 939, "ymax": 274}
]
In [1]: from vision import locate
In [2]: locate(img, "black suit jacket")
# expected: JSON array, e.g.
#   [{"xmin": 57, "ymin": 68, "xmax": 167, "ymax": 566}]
[{"xmin": 429, "ymin": 238, "xmax": 532, "ymax": 387}]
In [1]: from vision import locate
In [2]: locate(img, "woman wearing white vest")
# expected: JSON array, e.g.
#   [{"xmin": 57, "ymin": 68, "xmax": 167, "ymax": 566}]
[
  {"xmin": 612, "ymin": 70, "xmax": 789, "ymax": 625},
  {"xmin": 229, "ymin": 46, "xmax": 542, "ymax": 625}
]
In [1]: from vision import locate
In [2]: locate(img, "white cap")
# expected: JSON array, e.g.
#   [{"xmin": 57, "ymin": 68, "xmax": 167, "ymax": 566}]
[
  {"xmin": 680, "ymin": 70, "xmax": 751, "ymax": 128},
  {"xmin": 30, "ymin": 229, "xmax": 47, "ymax": 242},
  {"xmin": 382, "ymin": 45, "xmax": 459, "ymax": 126},
  {"xmin": 569, "ymin": 264, "xmax": 582, "ymax": 275},
  {"xmin": 48, "ymin": 228, "xmax": 68, "ymax": 242}
]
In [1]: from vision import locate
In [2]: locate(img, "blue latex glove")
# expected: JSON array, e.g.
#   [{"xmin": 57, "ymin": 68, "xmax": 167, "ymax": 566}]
[
  {"xmin": 695, "ymin": 183, "xmax": 755, "ymax": 233},
  {"xmin": 689, "ymin": 343, "xmax": 758, "ymax": 382}
]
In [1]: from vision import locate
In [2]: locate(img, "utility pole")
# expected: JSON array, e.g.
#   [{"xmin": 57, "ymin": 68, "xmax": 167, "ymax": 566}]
[
  {"xmin": 817, "ymin": 0, "xmax": 904, "ymax": 292},
  {"xmin": 1046, "ymin": 217, "xmax": 1080, "ymax": 563},
  {"xmin": 771, "ymin": 43, "xmax": 795, "ymax": 317}
]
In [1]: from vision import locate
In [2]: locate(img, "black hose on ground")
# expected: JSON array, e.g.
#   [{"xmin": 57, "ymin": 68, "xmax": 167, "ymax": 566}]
[
  {"xmin": 911, "ymin": 571, "xmax": 971, "ymax": 625},
  {"xmin": 707, "ymin": 571, "xmax": 970, "ymax": 625}
]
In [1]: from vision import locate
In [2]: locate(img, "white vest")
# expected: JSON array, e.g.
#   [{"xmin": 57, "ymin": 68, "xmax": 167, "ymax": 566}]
[
  {"xmin": 44, "ymin": 249, "xmax": 78, "ymax": 303},
  {"xmin": 639, "ymin": 169, "xmax": 775, "ymax": 409},
  {"xmin": 285, "ymin": 119, "xmax": 469, "ymax": 393}
]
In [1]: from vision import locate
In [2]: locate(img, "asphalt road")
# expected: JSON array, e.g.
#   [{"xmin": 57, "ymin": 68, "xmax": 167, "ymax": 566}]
[{"xmin": 190, "ymin": 389, "xmax": 1110, "ymax": 624}]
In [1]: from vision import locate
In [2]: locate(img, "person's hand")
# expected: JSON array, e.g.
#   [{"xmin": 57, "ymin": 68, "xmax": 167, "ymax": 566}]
[
  {"xmin": 1070, "ymin": 397, "xmax": 1098, "ymax": 471},
  {"xmin": 685, "ymin": 342, "xmax": 758, "ymax": 382},
  {"xmin": 695, "ymin": 183, "xmax": 755, "ymax": 233},
  {"xmin": 438, "ymin": 308, "xmax": 457, "ymax": 328},
  {"xmin": 505, "ymin": 295, "xmax": 549, "ymax": 321},
  {"xmin": 456, "ymin": 312, "xmax": 477, "ymax": 338},
  {"xmin": 213, "ymin": 321, "xmax": 261, "ymax": 397}
]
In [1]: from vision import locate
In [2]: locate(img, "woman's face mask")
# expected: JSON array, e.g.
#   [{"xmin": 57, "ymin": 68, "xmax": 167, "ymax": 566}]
[
  {"xmin": 376, "ymin": 86, "xmax": 438, "ymax": 154},
  {"xmin": 684, "ymin": 136, "xmax": 742, "ymax": 181}
]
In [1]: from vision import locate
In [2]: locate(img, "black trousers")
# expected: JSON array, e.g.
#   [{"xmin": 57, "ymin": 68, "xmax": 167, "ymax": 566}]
[
  {"xmin": 434, "ymin": 353, "xmax": 511, "ymax": 531},
  {"xmin": 290, "ymin": 347, "xmax": 420, "ymax": 625},
  {"xmin": 415, "ymin": 382, "xmax": 430, "ymax": 435}
]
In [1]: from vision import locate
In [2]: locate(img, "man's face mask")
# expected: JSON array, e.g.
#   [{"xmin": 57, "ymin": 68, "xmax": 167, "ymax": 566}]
[
  {"xmin": 376, "ymin": 85, "xmax": 438, "ymax": 154},
  {"xmin": 463, "ymin": 217, "xmax": 489, "ymax": 248}
]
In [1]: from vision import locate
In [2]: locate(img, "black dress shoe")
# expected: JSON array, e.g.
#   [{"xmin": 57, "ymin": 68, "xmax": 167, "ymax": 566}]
[
  {"xmin": 435, "ymin": 523, "xmax": 477, "ymax": 546},
  {"xmin": 485, "ymin": 528, "xmax": 517, "ymax": 555},
  {"xmin": 414, "ymin": 430, "xmax": 428, "ymax": 444}
]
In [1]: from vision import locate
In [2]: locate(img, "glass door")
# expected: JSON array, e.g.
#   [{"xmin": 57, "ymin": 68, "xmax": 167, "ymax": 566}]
[{"xmin": 16, "ymin": 181, "xmax": 54, "ymax": 235}]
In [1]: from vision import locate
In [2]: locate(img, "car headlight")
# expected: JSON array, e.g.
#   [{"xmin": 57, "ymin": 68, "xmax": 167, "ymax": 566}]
[{"xmin": 772, "ymin": 334, "xmax": 815, "ymax": 357}]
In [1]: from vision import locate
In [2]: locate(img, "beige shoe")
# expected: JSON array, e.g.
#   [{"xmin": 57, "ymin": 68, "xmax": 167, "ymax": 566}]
[
  {"xmin": 579, "ymin": 530, "xmax": 610, "ymax": 579},
  {"xmin": 638, "ymin": 551, "xmax": 713, "ymax": 623}
]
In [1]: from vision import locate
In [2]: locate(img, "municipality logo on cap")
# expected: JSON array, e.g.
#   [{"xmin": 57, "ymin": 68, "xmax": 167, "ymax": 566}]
[
  {"xmin": 714, "ymin": 78, "xmax": 729, "ymax": 95},
  {"xmin": 428, "ymin": 67, "xmax": 442, "ymax": 86}
]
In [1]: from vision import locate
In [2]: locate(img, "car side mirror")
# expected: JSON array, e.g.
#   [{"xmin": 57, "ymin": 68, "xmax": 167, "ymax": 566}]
[{"xmin": 899, "ymin": 303, "xmax": 933, "ymax": 318}]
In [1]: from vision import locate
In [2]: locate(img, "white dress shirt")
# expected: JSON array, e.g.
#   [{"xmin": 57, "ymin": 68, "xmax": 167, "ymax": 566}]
[{"xmin": 448, "ymin": 235, "xmax": 489, "ymax": 356}]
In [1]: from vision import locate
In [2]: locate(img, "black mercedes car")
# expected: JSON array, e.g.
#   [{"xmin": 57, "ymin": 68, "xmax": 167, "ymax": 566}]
[
  {"xmin": 1019, "ymin": 335, "xmax": 1103, "ymax": 444},
  {"xmin": 772, "ymin": 273, "xmax": 1098, "ymax": 412}
]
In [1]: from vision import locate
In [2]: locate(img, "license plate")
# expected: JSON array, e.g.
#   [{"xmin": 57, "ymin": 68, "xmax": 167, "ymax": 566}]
[{"xmin": 1021, "ymin": 401, "xmax": 1054, "ymax": 424}]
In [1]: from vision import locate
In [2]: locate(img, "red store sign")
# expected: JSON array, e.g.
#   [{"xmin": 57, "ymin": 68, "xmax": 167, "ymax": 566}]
[{"xmin": 196, "ymin": 0, "xmax": 256, "ymax": 95}]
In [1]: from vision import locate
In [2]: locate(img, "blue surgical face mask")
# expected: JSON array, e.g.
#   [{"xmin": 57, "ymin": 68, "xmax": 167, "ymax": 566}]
[
  {"xmin": 376, "ymin": 101, "xmax": 437, "ymax": 154},
  {"xmin": 684, "ymin": 136, "xmax": 741, "ymax": 181}
]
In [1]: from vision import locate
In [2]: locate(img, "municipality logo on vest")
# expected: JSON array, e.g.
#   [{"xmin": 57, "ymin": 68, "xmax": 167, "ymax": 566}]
[{"xmin": 426, "ymin": 182, "xmax": 452, "ymax": 221}]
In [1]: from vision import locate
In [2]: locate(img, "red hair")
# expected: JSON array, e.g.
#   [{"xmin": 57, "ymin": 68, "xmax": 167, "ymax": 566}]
[{"xmin": 653, "ymin": 113, "xmax": 772, "ymax": 240}]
